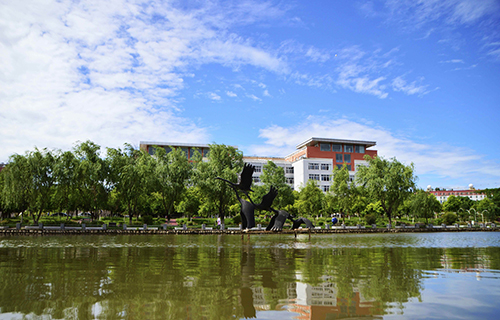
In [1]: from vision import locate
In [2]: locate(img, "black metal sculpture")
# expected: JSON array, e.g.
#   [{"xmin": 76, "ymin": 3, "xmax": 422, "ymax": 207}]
[
  {"xmin": 291, "ymin": 217, "xmax": 315, "ymax": 230},
  {"xmin": 266, "ymin": 209, "xmax": 294, "ymax": 231},
  {"xmin": 217, "ymin": 164, "xmax": 257, "ymax": 229}
]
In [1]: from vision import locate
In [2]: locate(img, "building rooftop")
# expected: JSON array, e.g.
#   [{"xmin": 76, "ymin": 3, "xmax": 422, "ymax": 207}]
[
  {"xmin": 296, "ymin": 137, "xmax": 377, "ymax": 149},
  {"xmin": 140, "ymin": 141, "xmax": 211, "ymax": 149}
]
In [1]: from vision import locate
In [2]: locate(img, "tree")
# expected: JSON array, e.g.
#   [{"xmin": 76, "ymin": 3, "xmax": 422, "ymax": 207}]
[
  {"xmin": 194, "ymin": 144, "xmax": 243, "ymax": 224},
  {"xmin": 73, "ymin": 141, "xmax": 110, "ymax": 221},
  {"xmin": 53, "ymin": 150, "xmax": 79, "ymax": 216},
  {"xmin": 294, "ymin": 180, "xmax": 324, "ymax": 217},
  {"xmin": 410, "ymin": 190, "xmax": 441, "ymax": 224},
  {"xmin": 330, "ymin": 164, "xmax": 358, "ymax": 216},
  {"xmin": 257, "ymin": 161, "xmax": 294, "ymax": 209},
  {"xmin": 1, "ymin": 154, "xmax": 31, "ymax": 216},
  {"xmin": 146, "ymin": 146, "xmax": 191, "ymax": 220},
  {"xmin": 474, "ymin": 197, "xmax": 498, "ymax": 222},
  {"xmin": 356, "ymin": 156, "xmax": 416, "ymax": 225},
  {"xmin": 107, "ymin": 144, "xmax": 146, "ymax": 224}
]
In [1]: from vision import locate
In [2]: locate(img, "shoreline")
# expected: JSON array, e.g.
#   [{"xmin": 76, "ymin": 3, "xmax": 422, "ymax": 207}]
[{"xmin": 1, "ymin": 226, "xmax": 498, "ymax": 236}]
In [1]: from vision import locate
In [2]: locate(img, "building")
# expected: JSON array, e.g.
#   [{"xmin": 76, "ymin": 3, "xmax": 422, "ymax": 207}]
[
  {"xmin": 428, "ymin": 184, "xmax": 486, "ymax": 204},
  {"xmin": 139, "ymin": 137, "xmax": 378, "ymax": 192}
]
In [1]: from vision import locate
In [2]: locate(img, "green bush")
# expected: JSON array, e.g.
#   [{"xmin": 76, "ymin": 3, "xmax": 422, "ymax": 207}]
[
  {"xmin": 442, "ymin": 212, "xmax": 458, "ymax": 225},
  {"xmin": 365, "ymin": 214, "xmax": 377, "ymax": 225},
  {"xmin": 142, "ymin": 215, "xmax": 154, "ymax": 225}
]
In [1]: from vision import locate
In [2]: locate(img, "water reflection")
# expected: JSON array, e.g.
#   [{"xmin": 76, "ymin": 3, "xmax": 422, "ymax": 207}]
[{"xmin": 0, "ymin": 233, "xmax": 499, "ymax": 319}]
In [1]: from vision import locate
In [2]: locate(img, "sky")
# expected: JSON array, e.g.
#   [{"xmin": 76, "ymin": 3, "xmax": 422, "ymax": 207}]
[{"xmin": 1, "ymin": 0, "xmax": 500, "ymax": 190}]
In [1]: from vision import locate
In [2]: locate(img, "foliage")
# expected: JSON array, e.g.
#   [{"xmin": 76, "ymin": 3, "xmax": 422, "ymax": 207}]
[
  {"xmin": 365, "ymin": 213, "xmax": 377, "ymax": 225},
  {"xmin": 194, "ymin": 144, "xmax": 243, "ymax": 223},
  {"xmin": 330, "ymin": 163, "xmax": 353, "ymax": 215},
  {"xmin": 443, "ymin": 195, "xmax": 473, "ymax": 213},
  {"xmin": 410, "ymin": 190, "xmax": 441, "ymax": 224},
  {"xmin": 258, "ymin": 161, "xmax": 294, "ymax": 209},
  {"xmin": 175, "ymin": 187, "xmax": 202, "ymax": 219},
  {"xmin": 473, "ymin": 197, "xmax": 498, "ymax": 222},
  {"xmin": 356, "ymin": 156, "xmax": 417, "ymax": 225},
  {"xmin": 441, "ymin": 212, "xmax": 458, "ymax": 225},
  {"xmin": 294, "ymin": 180, "xmax": 325, "ymax": 217}
]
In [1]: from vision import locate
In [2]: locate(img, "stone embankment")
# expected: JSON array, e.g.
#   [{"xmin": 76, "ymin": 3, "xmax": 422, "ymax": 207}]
[{"xmin": 0, "ymin": 224, "xmax": 498, "ymax": 236}]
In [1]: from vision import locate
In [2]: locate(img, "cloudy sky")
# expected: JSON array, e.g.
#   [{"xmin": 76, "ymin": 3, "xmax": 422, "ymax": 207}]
[{"xmin": 1, "ymin": 0, "xmax": 499, "ymax": 190}]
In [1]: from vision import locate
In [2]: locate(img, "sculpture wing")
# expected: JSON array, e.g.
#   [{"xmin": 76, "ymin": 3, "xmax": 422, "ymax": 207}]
[
  {"xmin": 292, "ymin": 217, "xmax": 315, "ymax": 229},
  {"xmin": 257, "ymin": 186, "xmax": 278, "ymax": 211},
  {"xmin": 239, "ymin": 163, "xmax": 255, "ymax": 192},
  {"xmin": 270, "ymin": 210, "xmax": 291, "ymax": 231},
  {"xmin": 303, "ymin": 218, "xmax": 315, "ymax": 229},
  {"xmin": 266, "ymin": 213, "xmax": 277, "ymax": 231}
]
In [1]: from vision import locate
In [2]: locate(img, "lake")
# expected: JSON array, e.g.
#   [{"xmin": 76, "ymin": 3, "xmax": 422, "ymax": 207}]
[{"xmin": 1, "ymin": 232, "xmax": 500, "ymax": 319}]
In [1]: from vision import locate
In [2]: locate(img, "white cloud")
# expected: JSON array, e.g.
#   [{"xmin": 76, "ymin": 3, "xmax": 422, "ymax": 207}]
[
  {"xmin": 392, "ymin": 76, "xmax": 429, "ymax": 95},
  {"xmin": 263, "ymin": 89, "xmax": 272, "ymax": 97},
  {"xmin": 305, "ymin": 46, "xmax": 330, "ymax": 63},
  {"xmin": 209, "ymin": 92, "xmax": 221, "ymax": 100},
  {"xmin": 248, "ymin": 117, "xmax": 500, "ymax": 187},
  {"xmin": 226, "ymin": 91, "xmax": 237, "ymax": 97},
  {"xmin": 440, "ymin": 59, "xmax": 465, "ymax": 63},
  {"xmin": 0, "ymin": 0, "xmax": 292, "ymax": 161},
  {"xmin": 247, "ymin": 94, "xmax": 262, "ymax": 101}
]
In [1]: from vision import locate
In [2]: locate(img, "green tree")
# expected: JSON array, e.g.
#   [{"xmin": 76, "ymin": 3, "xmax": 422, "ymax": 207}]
[
  {"xmin": 194, "ymin": 144, "xmax": 243, "ymax": 223},
  {"xmin": 107, "ymin": 144, "xmax": 146, "ymax": 224},
  {"xmin": 474, "ymin": 197, "xmax": 498, "ymax": 222},
  {"xmin": 1, "ymin": 154, "xmax": 31, "ymax": 216},
  {"xmin": 410, "ymin": 190, "xmax": 441, "ymax": 224},
  {"xmin": 330, "ymin": 164, "xmax": 361, "ymax": 216},
  {"xmin": 356, "ymin": 156, "xmax": 416, "ymax": 225},
  {"xmin": 53, "ymin": 150, "xmax": 79, "ymax": 216},
  {"xmin": 175, "ymin": 187, "xmax": 202, "ymax": 220},
  {"xmin": 294, "ymin": 180, "xmax": 324, "ymax": 217},
  {"xmin": 146, "ymin": 146, "xmax": 192, "ymax": 220},
  {"xmin": 257, "ymin": 161, "xmax": 294, "ymax": 209},
  {"xmin": 442, "ymin": 195, "xmax": 472, "ymax": 213}
]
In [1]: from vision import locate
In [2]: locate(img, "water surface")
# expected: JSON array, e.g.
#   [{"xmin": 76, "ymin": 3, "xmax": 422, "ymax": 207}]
[{"xmin": 1, "ymin": 232, "xmax": 500, "ymax": 319}]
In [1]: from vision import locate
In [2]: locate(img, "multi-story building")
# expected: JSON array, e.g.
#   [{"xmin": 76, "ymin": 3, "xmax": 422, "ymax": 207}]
[
  {"xmin": 139, "ymin": 137, "xmax": 378, "ymax": 192},
  {"xmin": 428, "ymin": 184, "xmax": 486, "ymax": 203}
]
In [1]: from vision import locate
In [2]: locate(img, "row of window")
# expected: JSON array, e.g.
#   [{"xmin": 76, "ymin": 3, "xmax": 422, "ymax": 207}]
[
  {"xmin": 254, "ymin": 176, "xmax": 295, "ymax": 185},
  {"xmin": 308, "ymin": 174, "xmax": 331, "ymax": 181},
  {"xmin": 320, "ymin": 143, "xmax": 365, "ymax": 153},
  {"xmin": 148, "ymin": 146, "xmax": 209, "ymax": 158},
  {"xmin": 252, "ymin": 165, "xmax": 294, "ymax": 174},
  {"xmin": 309, "ymin": 162, "xmax": 352, "ymax": 171}
]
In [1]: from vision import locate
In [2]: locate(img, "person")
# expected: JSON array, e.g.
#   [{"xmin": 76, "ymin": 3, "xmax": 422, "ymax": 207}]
[
  {"xmin": 217, "ymin": 217, "xmax": 221, "ymax": 229},
  {"xmin": 331, "ymin": 217, "xmax": 338, "ymax": 225}
]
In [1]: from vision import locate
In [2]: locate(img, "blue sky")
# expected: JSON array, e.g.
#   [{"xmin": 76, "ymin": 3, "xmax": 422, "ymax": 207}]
[{"xmin": 1, "ymin": 0, "xmax": 499, "ymax": 190}]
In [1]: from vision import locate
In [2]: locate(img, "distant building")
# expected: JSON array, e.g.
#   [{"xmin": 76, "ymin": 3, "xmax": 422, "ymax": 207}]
[
  {"xmin": 427, "ymin": 184, "xmax": 486, "ymax": 203},
  {"xmin": 140, "ymin": 137, "xmax": 378, "ymax": 192}
]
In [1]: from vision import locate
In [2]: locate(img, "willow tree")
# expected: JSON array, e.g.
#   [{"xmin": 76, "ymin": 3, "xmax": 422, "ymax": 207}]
[
  {"xmin": 410, "ymin": 189, "xmax": 441, "ymax": 224},
  {"xmin": 145, "ymin": 146, "xmax": 192, "ymax": 221},
  {"xmin": 255, "ymin": 161, "xmax": 294, "ymax": 209},
  {"xmin": 356, "ymin": 156, "xmax": 416, "ymax": 225},
  {"xmin": 194, "ymin": 143, "xmax": 243, "ymax": 223}
]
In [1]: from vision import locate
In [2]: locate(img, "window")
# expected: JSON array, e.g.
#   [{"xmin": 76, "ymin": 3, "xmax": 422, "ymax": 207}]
[
  {"xmin": 347, "ymin": 165, "xmax": 352, "ymax": 171},
  {"xmin": 252, "ymin": 176, "xmax": 260, "ymax": 183},
  {"xmin": 344, "ymin": 154, "xmax": 351, "ymax": 163},
  {"xmin": 202, "ymin": 148, "xmax": 209, "ymax": 157},
  {"xmin": 321, "ymin": 163, "xmax": 331, "ymax": 171},
  {"xmin": 309, "ymin": 174, "xmax": 320, "ymax": 181},
  {"xmin": 336, "ymin": 164, "xmax": 343, "ymax": 169},
  {"xmin": 332, "ymin": 144, "xmax": 342, "ymax": 152},
  {"xmin": 344, "ymin": 145, "xmax": 353, "ymax": 153},
  {"xmin": 320, "ymin": 143, "xmax": 331, "ymax": 151},
  {"xmin": 286, "ymin": 177, "xmax": 294, "ymax": 184},
  {"xmin": 148, "ymin": 147, "xmax": 156, "ymax": 155},
  {"xmin": 254, "ymin": 165, "xmax": 262, "ymax": 173},
  {"xmin": 355, "ymin": 145, "xmax": 365, "ymax": 153},
  {"xmin": 321, "ymin": 174, "xmax": 330, "ymax": 182},
  {"xmin": 322, "ymin": 185, "xmax": 330, "ymax": 192},
  {"xmin": 308, "ymin": 163, "xmax": 319, "ymax": 170},
  {"xmin": 349, "ymin": 175, "xmax": 354, "ymax": 181},
  {"xmin": 181, "ymin": 148, "xmax": 189, "ymax": 158},
  {"xmin": 189, "ymin": 148, "xmax": 197, "ymax": 158},
  {"xmin": 336, "ymin": 154, "xmax": 343, "ymax": 163},
  {"xmin": 286, "ymin": 166, "xmax": 294, "ymax": 174}
]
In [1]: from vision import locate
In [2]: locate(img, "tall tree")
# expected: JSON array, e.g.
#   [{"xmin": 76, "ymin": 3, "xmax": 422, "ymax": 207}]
[
  {"xmin": 53, "ymin": 150, "xmax": 79, "ymax": 216},
  {"xmin": 410, "ymin": 190, "xmax": 441, "ymax": 224},
  {"xmin": 107, "ymin": 144, "xmax": 145, "ymax": 224},
  {"xmin": 356, "ymin": 156, "xmax": 416, "ymax": 225},
  {"xmin": 294, "ymin": 179, "xmax": 325, "ymax": 217},
  {"xmin": 146, "ymin": 146, "xmax": 191, "ymax": 220},
  {"xmin": 74, "ymin": 141, "xmax": 110, "ymax": 221},
  {"xmin": 194, "ymin": 144, "xmax": 243, "ymax": 224},
  {"xmin": 330, "ymin": 164, "xmax": 355, "ymax": 216},
  {"xmin": 1, "ymin": 154, "xmax": 31, "ymax": 218},
  {"xmin": 257, "ymin": 161, "xmax": 294, "ymax": 209}
]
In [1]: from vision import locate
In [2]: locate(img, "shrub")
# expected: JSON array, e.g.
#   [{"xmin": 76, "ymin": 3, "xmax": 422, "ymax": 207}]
[
  {"xmin": 365, "ymin": 213, "xmax": 377, "ymax": 225},
  {"xmin": 442, "ymin": 212, "xmax": 458, "ymax": 225},
  {"xmin": 142, "ymin": 215, "xmax": 154, "ymax": 225}
]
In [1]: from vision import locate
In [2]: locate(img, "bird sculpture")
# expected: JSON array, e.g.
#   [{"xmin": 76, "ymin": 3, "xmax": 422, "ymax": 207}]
[
  {"xmin": 266, "ymin": 209, "xmax": 294, "ymax": 231},
  {"xmin": 215, "ymin": 163, "xmax": 255, "ymax": 198},
  {"xmin": 291, "ymin": 217, "xmax": 315, "ymax": 230}
]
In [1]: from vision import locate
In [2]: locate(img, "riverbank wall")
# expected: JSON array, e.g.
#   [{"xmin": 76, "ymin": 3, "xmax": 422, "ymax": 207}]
[{"xmin": 0, "ymin": 225, "xmax": 498, "ymax": 236}]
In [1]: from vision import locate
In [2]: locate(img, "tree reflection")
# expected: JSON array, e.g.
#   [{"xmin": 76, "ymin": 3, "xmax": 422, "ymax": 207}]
[{"xmin": 0, "ymin": 234, "xmax": 499, "ymax": 319}]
